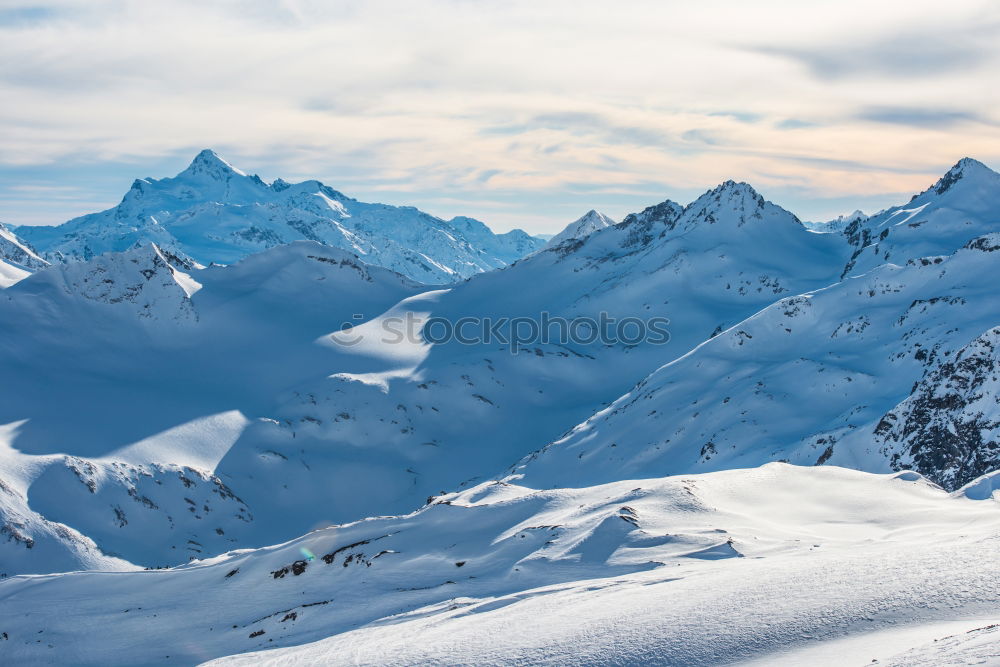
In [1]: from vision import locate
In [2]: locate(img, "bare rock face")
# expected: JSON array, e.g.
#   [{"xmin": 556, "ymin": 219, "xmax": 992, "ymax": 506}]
[
  {"xmin": 877, "ymin": 326, "xmax": 1000, "ymax": 490},
  {"xmin": 618, "ymin": 199, "xmax": 684, "ymax": 248}
]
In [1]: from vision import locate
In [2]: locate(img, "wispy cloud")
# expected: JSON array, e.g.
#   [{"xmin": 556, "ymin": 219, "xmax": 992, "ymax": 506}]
[
  {"xmin": 776, "ymin": 119, "xmax": 819, "ymax": 130},
  {"xmin": 753, "ymin": 32, "xmax": 997, "ymax": 80},
  {"xmin": 856, "ymin": 107, "xmax": 989, "ymax": 128},
  {"xmin": 0, "ymin": 0, "xmax": 997, "ymax": 232}
]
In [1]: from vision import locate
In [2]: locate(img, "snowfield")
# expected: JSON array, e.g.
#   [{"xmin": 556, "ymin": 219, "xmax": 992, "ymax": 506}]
[{"xmin": 0, "ymin": 465, "xmax": 998, "ymax": 666}]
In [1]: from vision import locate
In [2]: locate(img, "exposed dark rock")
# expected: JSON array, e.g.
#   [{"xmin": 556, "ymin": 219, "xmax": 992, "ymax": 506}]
[{"xmin": 877, "ymin": 326, "xmax": 1000, "ymax": 489}]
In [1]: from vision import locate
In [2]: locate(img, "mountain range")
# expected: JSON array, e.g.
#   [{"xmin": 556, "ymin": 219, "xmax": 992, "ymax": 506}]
[
  {"xmin": 10, "ymin": 150, "xmax": 545, "ymax": 283},
  {"xmin": 1, "ymin": 155, "xmax": 999, "ymax": 665}
]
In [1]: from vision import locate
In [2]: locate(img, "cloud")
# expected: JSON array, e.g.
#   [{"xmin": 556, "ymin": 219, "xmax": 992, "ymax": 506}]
[
  {"xmin": 0, "ymin": 0, "xmax": 998, "ymax": 233},
  {"xmin": 856, "ymin": 107, "xmax": 987, "ymax": 128},
  {"xmin": 707, "ymin": 111, "xmax": 762, "ymax": 123},
  {"xmin": 523, "ymin": 112, "xmax": 675, "ymax": 148},
  {"xmin": 0, "ymin": 6, "xmax": 57, "ymax": 26},
  {"xmin": 776, "ymin": 119, "xmax": 819, "ymax": 130},
  {"xmin": 681, "ymin": 129, "xmax": 721, "ymax": 146},
  {"xmin": 749, "ymin": 19, "xmax": 1000, "ymax": 80},
  {"xmin": 756, "ymin": 38, "xmax": 991, "ymax": 80}
]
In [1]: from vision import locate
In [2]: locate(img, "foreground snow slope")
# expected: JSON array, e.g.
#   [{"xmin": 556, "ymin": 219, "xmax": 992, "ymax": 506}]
[
  {"xmin": 13, "ymin": 150, "xmax": 544, "ymax": 283},
  {"xmin": 742, "ymin": 618, "xmax": 1000, "ymax": 666},
  {"xmin": 0, "ymin": 464, "xmax": 997, "ymax": 666}
]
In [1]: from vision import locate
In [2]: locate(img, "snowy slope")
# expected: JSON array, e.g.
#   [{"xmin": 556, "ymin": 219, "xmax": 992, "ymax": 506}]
[
  {"xmin": 192, "ymin": 180, "xmax": 849, "ymax": 540},
  {"xmin": 0, "ymin": 241, "xmax": 424, "ymax": 571},
  {"xmin": 543, "ymin": 209, "xmax": 614, "ymax": 248},
  {"xmin": 0, "ymin": 464, "xmax": 997, "ymax": 665},
  {"xmin": 514, "ymin": 234, "xmax": 1000, "ymax": 491},
  {"xmin": 0, "ymin": 222, "xmax": 47, "ymax": 286},
  {"xmin": 0, "ymin": 422, "xmax": 138, "ymax": 576},
  {"xmin": 13, "ymin": 150, "xmax": 544, "ymax": 283},
  {"xmin": 512, "ymin": 160, "xmax": 1000, "ymax": 493},
  {"xmin": 0, "ymin": 260, "xmax": 30, "ymax": 288},
  {"xmin": 511, "ymin": 161, "xmax": 1000, "ymax": 492},
  {"xmin": 841, "ymin": 158, "xmax": 1000, "ymax": 278},
  {"xmin": 445, "ymin": 215, "xmax": 545, "ymax": 263},
  {"xmin": 0, "ymin": 222, "xmax": 47, "ymax": 271}
]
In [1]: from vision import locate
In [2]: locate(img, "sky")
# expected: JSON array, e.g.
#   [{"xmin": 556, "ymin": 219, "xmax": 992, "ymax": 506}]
[{"xmin": 0, "ymin": 0, "xmax": 998, "ymax": 235}]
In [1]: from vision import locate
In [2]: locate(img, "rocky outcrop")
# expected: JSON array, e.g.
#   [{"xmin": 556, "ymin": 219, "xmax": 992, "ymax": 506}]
[{"xmin": 877, "ymin": 326, "xmax": 1000, "ymax": 489}]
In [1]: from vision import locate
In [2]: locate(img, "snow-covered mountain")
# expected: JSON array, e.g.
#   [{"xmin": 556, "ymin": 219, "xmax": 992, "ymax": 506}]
[
  {"xmin": 445, "ymin": 215, "xmax": 545, "ymax": 263},
  {"xmin": 0, "ymin": 221, "xmax": 47, "ymax": 287},
  {"xmin": 543, "ymin": 209, "xmax": 614, "ymax": 248},
  {"xmin": 841, "ymin": 157, "xmax": 1000, "ymax": 278},
  {"xmin": 512, "ymin": 160, "xmax": 1000, "ymax": 492},
  {"xmin": 0, "ymin": 178, "xmax": 850, "ymax": 573},
  {"xmin": 513, "ymin": 235, "xmax": 1000, "ymax": 491},
  {"xmin": 1, "ymin": 464, "xmax": 997, "ymax": 665},
  {"xmin": 802, "ymin": 209, "xmax": 866, "ymax": 233},
  {"xmin": 7, "ymin": 159, "xmax": 1000, "ymax": 580},
  {"xmin": 12, "ymin": 150, "xmax": 545, "ymax": 283},
  {"xmin": 192, "ymin": 179, "xmax": 849, "ymax": 539},
  {"xmin": 0, "ymin": 241, "xmax": 423, "ymax": 572},
  {"xmin": 39, "ymin": 243, "xmax": 200, "ymax": 323}
]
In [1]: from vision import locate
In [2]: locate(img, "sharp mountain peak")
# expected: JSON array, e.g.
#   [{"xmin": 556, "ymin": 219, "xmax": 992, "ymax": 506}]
[
  {"xmin": 914, "ymin": 156, "xmax": 1000, "ymax": 199},
  {"xmin": 177, "ymin": 148, "xmax": 249, "ymax": 182}
]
